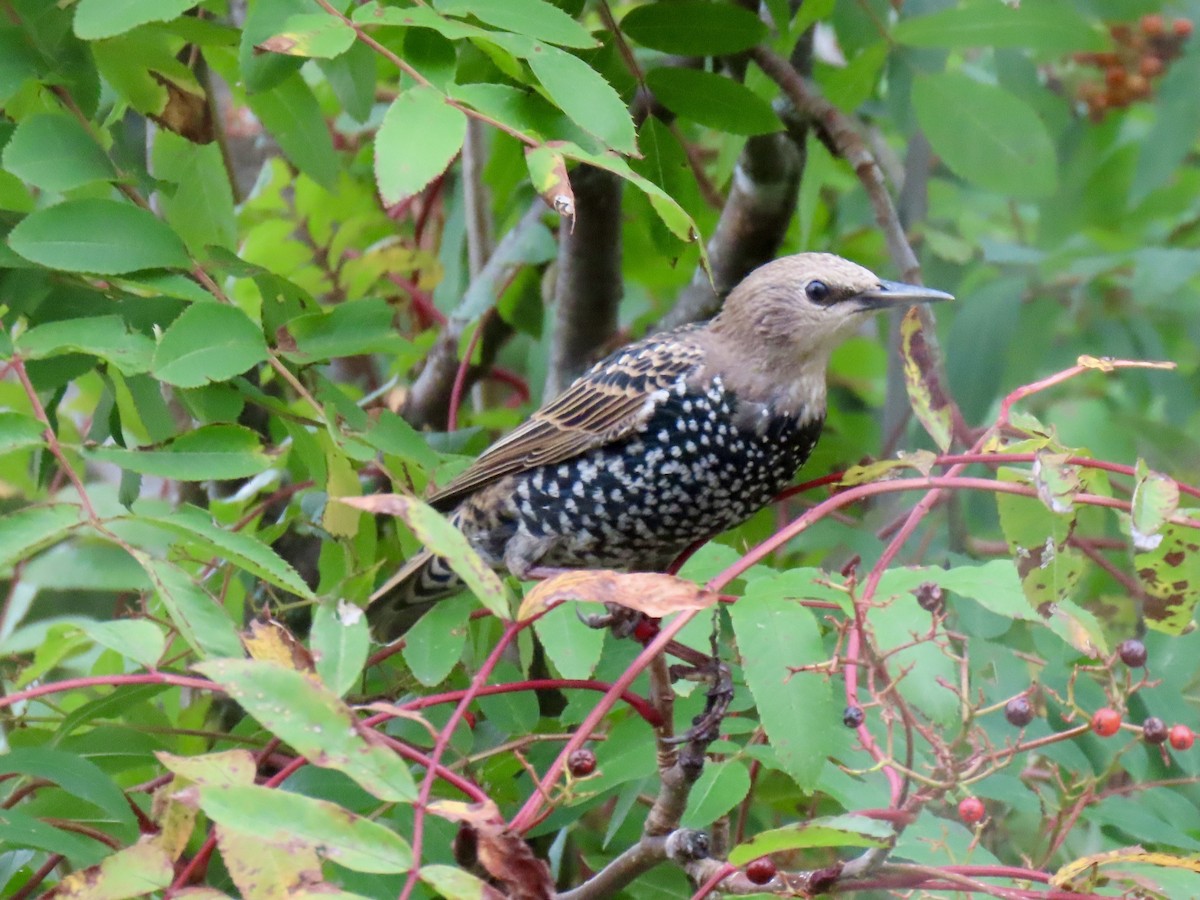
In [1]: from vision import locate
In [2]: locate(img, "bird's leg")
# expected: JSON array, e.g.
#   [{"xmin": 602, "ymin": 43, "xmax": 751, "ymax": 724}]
[{"xmin": 575, "ymin": 602, "xmax": 653, "ymax": 639}]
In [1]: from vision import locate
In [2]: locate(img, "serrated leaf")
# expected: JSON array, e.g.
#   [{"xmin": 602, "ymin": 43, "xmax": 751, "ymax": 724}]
[
  {"xmin": 259, "ymin": 13, "xmax": 356, "ymax": 58},
  {"xmin": 913, "ymin": 73, "xmax": 1056, "ymax": 199},
  {"xmin": 402, "ymin": 595, "xmax": 471, "ymax": 686},
  {"xmin": 18, "ymin": 315, "xmax": 154, "ymax": 374},
  {"xmin": 247, "ymin": 71, "xmax": 339, "ymax": 188},
  {"xmin": 0, "ymin": 411, "xmax": 47, "ymax": 456},
  {"xmin": 152, "ymin": 303, "xmax": 268, "ymax": 387},
  {"xmin": 134, "ymin": 553, "xmax": 243, "ymax": 659},
  {"xmin": 645, "ymin": 68, "xmax": 781, "ymax": 136},
  {"xmin": 280, "ymin": 297, "xmax": 408, "ymax": 361},
  {"xmin": 87, "ymin": 425, "xmax": 274, "ymax": 481},
  {"xmin": 375, "ymin": 86, "xmax": 467, "ymax": 205},
  {"xmin": 620, "ymin": 1, "xmax": 767, "ymax": 55},
  {"xmin": 434, "ymin": 0, "xmax": 596, "ymax": 49},
  {"xmin": 157, "ymin": 749, "xmax": 258, "ymax": 788},
  {"xmin": 135, "ymin": 505, "xmax": 314, "ymax": 599},
  {"xmin": 8, "ymin": 199, "xmax": 191, "ymax": 274},
  {"xmin": 528, "ymin": 46, "xmax": 636, "ymax": 153},
  {"xmin": 43, "ymin": 838, "xmax": 174, "ymax": 898},
  {"xmin": 729, "ymin": 574, "xmax": 845, "ymax": 789},
  {"xmin": 74, "ymin": 0, "xmax": 198, "ymax": 40},
  {"xmin": 69, "ymin": 619, "xmax": 166, "ymax": 669},
  {"xmin": 532, "ymin": 600, "xmax": 605, "ymax": 680},
  {"xmin": 729, "ymin": 814, "xmax": 893, "ymax": 864},
  {"xmin": 312, "ymin": 600, "xmax": 370, "ymax": 696},
  {"xmin": 195, "ymin": 658, "xmax": 418, "ymax": 802},
  {"xmin": 195, "ymin": 784, "xmax": 412, "ymax": 873},
  {"xmin": 893, "ymin": 0, "xmax": 1106, "ymax": 53},
  {"xmin": 681, "ymin": 760, "xmax": 751, "ymax": 828},
  {"xmin": 0, "ymin": 504, "xmax": 83, "ymax": 571},
  {"xmin": 2, "ymin": 113, "xmax": 116, "ymax": 191},
  {"xmin": 339, "ymin": 494, "xmax": 510, "ymax": 618}
]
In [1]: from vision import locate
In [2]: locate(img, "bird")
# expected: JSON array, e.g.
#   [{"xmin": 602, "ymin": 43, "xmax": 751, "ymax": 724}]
[{"xmin": 370, "ymin": 253, "xmax": 951, "ymax": 634}]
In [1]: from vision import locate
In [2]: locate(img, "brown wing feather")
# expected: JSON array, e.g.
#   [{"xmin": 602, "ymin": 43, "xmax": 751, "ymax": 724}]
[{"xmin": 429, "ymin": 327, "xmax": 706, "ymax": 511}]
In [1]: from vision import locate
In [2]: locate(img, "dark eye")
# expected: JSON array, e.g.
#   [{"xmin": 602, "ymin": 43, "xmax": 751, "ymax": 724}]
[{"xmin": 805, "ymin": 279, "xmax": 831, "ymax": 304}]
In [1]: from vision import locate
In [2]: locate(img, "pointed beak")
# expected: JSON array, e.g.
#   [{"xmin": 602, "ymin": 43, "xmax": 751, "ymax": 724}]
[{"xmin": 855, "ymin": 280, "xmax": 954, "ymax": 311}]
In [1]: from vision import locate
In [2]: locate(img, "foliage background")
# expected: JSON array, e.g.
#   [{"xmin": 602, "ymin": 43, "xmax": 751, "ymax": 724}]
[{"xmin": 3, "ymin": 0, "xmax": 1200, "ymax": 897}]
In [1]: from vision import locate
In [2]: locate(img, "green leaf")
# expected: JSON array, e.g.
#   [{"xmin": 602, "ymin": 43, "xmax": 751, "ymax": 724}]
[
  {"xmin": 50, "ymin": 840, "xmax": 175, "ymax": 897},
  {"xmin": 0, "ymin": 807, "xmax": 107, "ymax": 867},
  {"xmin": 157, "ymin": 748, "xmax": 257, "ymax": 787},
  {"xmin": 341, "ymin": 494, "xmax": 511, "ymax": 619},
  {"xmin": 69, "ymin": 619, "xmax": 166, "ymax": 669},
  {"xmin": 997, "ymin": 467, "xmax": 1085, "ymax": 616},
  {"xmin": 0, "ymin": 26, "xmax": 43, "ymax": 103},
  {"xmin": 1130, "ymin": 460, "xmax": 1180, "ymax": 550},
  {"xmin": 247, "ymin": 71, "xmax": 339, "ymax": 188},
  {"xmin": 152, "ymin": 131, "xmax": 237, "ymax": 256},
  {"xmin": 196, "ymin": 783, "xmax": 412, "ymax": 873},
  {"xmin": 1132, "ymin": 51, "xmax": 1200, "ymax": 202},
  {"xmin": 353, "ymin": 2, "xmax": 490, "ymax": 41},
  {"xmin": 893, "ymin": 0, "xmax": 1106, "ymax": 53},
  {"xmin": 402, "ymin": 595, "xmax": 471, "ymax": 686},
  {"xmin": 1, "ymin": 113, "xmax": 116, "ymax": 191},
  {"xmin": 0, "ymin": 504, "xmax": 83, "ymax": 571},
  {"xmin": 1134, "ymin": 510, "xmax": 1200, "ymax": 636},
  {"xmin": 262, "ymin": 13, "xmax": 357, "ymax": 58},
  {"xmin": 7, "ymin": 199, "xmax": 191, "ymax": 274},
  {"xmin": 195, "ymin": 658, "xmax": 418, "ymax": 803},
  {"xmin": 280, "ymin": 297, "xmax": 409, "ymax": 361},
  {"xmin": 729, "ymin": 814, "xmax": 894, "ymax": 865},
  {"xmin": 17, "ymin": 315, "xmax": 155, "ymax": 375},
  {"xmin": 135, "ymin": 553, "xmax": 243, "ymax": 659},
  {"xmin": 134, "ymin": 505, "xmax": 315, "ymax": 599},
  {"xmin": 311, "ymin": 600, "xmax": 370, "ymax": 697},
  {"xmin": 152, "ymin": 303, "xmax": 268, "ymax": 388},
  {"xmin": 73, "ymin": 0, "xmax": 198, "ymax": 40},
  {"xmin": 420, "ymin": 864, "xmax": 493, "ymax": 900},
  {"xmin": 0, "ymin": 411, "xmax": 47, "ymax": 456},
  {"xmin": 527, "ymin": 46, "xmax": 637, "ymax": 153},
  {"xmin": 644, "ymin": 68, "xmax": 781, "ymax": 136},
  {"xmin": 682, "ymin": 759, "xmax": 751, "ymax": 828},
  {"xmin": 435, "ymin": 0, "xmax": 596, "ymax": 48},
  {"xmin": 87, "ymin": 425, "xmax": 274, "ymax": 481},
  {"xmin": 912, "ymin": 73, "xmax": 1056, "ymax": 199},
  {"xmin": 532, "ymin": 600, "xmax": 605, "ymax": 680},
  {"xmin": 729, "ymin": 573, "xmax": 846, "ymax": 789},
  {"xmin": 1, "ymin": 747, "xmax": 137, "ymax": 830},
  {"xmin": 375, "ymin": 86, "xmax": 467, "ymax": 206},
  {"xmin": 620, "ymin": 1, "xmax": 768, "ymax": 56}
]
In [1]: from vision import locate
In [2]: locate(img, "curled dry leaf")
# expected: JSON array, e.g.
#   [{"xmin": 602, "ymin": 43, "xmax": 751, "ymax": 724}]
[
  {"xmin": 429, "ymin": 800, "xmax": 554, "ymax": 900},
  {"xmin": 526, "ymin": 146, "xmax": 576, "ymax": 232},
  {"xmin": 240, "ymin": 615, "xmax": 315, "ymax": 671},
  {"xmin": 518, "ymin": 569, "xmax": 719, "ymax": 621}
]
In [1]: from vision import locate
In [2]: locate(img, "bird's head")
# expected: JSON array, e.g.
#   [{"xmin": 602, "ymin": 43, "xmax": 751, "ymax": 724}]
[{"xmin": 705, "ymin": 252, "xmax": 953, "ymax": 415}]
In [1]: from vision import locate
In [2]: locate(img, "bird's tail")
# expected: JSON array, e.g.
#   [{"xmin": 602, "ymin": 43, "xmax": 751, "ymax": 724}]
[{"xmin": 367, "ymin": 549, "xmax": 465, "ymax": 639}]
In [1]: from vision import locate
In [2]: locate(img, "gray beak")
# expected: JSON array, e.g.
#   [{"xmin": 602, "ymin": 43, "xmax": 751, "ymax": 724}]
[{"xmin": 855, "ymin": 280, "xmax": 954, "ymax": 311}]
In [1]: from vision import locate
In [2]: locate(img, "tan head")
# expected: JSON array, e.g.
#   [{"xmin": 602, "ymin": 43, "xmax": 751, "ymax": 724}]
[{"xmin": 702, "ymin": 253, "xmax": 952, "ymax": 416}]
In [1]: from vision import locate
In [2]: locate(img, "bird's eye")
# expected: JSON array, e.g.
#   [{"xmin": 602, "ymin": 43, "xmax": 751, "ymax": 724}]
[{"xmin": 805, "ymin": 280, "xmax": 831, "ymax": 304}]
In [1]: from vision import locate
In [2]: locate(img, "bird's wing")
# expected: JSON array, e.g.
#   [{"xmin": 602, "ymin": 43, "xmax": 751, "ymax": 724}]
[{"xmin": 429, "ymin": 329, "xmax": 706, "ymax": 511}]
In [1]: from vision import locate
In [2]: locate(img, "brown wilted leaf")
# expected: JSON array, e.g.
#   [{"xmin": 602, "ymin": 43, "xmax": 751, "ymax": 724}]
[
  {"xmin": 430, "ymin": 801, "xmax": 553, "ymax": 900},
  {"xmin": 518, "ymin": 570, "xmax": 719, "ymax": 621},
  {"xmin": 240, "ymin": 615, "xmax": 315, "ymax": 671}
]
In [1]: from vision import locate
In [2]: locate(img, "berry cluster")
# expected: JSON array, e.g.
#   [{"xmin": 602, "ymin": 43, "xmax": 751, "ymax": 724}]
[{"xmin": 1072, "ymin": 15, "xmax": 1192, "ymax": 120}]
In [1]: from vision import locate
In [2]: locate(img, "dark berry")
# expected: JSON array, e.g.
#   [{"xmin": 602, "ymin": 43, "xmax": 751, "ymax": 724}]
[
  {"xmin": 1143, "ymin": 717, "xmax": 1168, "ymax": 745},
  {"xmin": 958, "ymin": 797, "xmax": 985, "ymax": 824},
  {"xmin": 1091, "ymin": 708, "xmax": 1122, "ymax": 737},
  {"xmin": 568, "ymin": 748, "xmax": 597, "ymax": 777},
  {"xmin": 1109, "ymin": 23, "xmax": 1133, "ymax": 43},
  {"xmin": 914, "ymin": 581, "xmax": 944, "ymax": 612},
  {"xmin": 1118, "ymin": 638, "xmax": 1147, "ymax": 667},
  {"xmin": 745, "ymin": 857, "xmax": 777, "ymax": 885},
  {"xmin": 1142, "ymin": 14, "xmax": 1165, "ymax": 36},
  {"xmin": 1169, "ymin": 725, "xmax": 1195, "ymax": 751},
  {"xmin": 1005, "ymin": 696, "xmax": 1034, "ymax": 727},
  {"xmin": 842, "ymin": 705, "xmax": 865, "ymax": 728},
  {"xmin": 1174, "ymin": 18, "xmax": 1193, "ymax": 38}
]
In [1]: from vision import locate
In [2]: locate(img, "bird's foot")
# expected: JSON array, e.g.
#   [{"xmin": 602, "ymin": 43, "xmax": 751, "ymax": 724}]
[
  {"xmin": 576, "ymin": 603, "xmax": 660, "ymax": 641},
  {"xmin": 665, "ymin": 653, "xmax": 734, "ymax": 748}
]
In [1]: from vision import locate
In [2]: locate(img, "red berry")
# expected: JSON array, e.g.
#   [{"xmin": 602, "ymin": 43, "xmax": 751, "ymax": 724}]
[
  {"xmin": 745, "ymin": 857, "xmax": 777, "ymax": 885},
  {"xmin": 1139, "ymin": 55, "xmax": 1165, "ymax": 77},
  {"xmin": 1091, "ymin": 708, "xmax": 1122, "ymax": 737},
  {"xmin": 568, "ymin": 748, "xmax": 596, "ymax": 777},
  {"xmin": 1118, "ymin": 638, "xmax": 1148, "ymax": 667},
  {"xmin": 1169, "ymin": 725, "xmax": 1194, "ymax": 751},
  {"xmin": 958, "ymin": 797, "xmax": 985, "ymax": 824},
  {"xmin": 1005, "ymin": 696, "xmax": 1034, "ymax": 727},
  {"xmin": 1143, "ymin": 717, "xmax": 1168, "ymax": 745},
  {"xmin": 1173, "ymin": 18, "xmax": 1192, "ymax": 38},
  {"xmin": 1142, "ymin": 14, "xmax": 1165, "ymax": 36}
]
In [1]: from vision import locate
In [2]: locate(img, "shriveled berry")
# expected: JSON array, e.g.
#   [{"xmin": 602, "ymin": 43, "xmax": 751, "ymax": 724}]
[
  {"xmin": 1109, "ymin": 23, "xmax": 1133, "ymax": 43},
  {"xmin": 1141, "ymin": 14, "xmax": 1165, "ymax": 36},
  {"xmin": 1169, "ymin": 725, "xmax": 1195, "ymax": 751},
  {"xmin": 958, "ymin": 797, "xmax": 985, "ymax": 824},
  {"xmin": 1143, "ymin": 716, "xmax": 1168, "ymax": 745},
  {"xmin": 1005, "ymin": 696, "xmax": 1034, "ymax": 727},
  {"xmin": 1174, "ymin": 18, "xmax": 1193, "ymax": 38},
  {"xmin": 745, "ymin": 857, "xmax": 777, "ymax": 885},
  {"xmin": 568, "ymin": 748, "xmax": 597, "ymax": 777},
  {"xmin": 1118, "ymin": 638, "xmax": 1148, "ymax": 667},
  {"xmin": 914, "ymin": 581, "xmax": 944, "ymax": 612},
  {"xmin": 842, "ymin": 705, "xmax": 865, "ymax": 728},
  {"xmin": 1091, "ymin": 707, "xmax": 1122, "ymax": 737},
  {"xmin": 1139, "ymin": 55, "xmax": 1165, "ymax": 77}
]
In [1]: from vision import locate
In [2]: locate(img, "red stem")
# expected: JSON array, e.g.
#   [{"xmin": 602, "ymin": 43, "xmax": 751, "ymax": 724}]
[
  {"xmin": 447, "ymin": 316, "xmax": 487, "ymax": 432},
  {"xmin": 0, "ymin": 673, "xmax": 218, "ymax": 712},
  {"xmin": 394, "ymin": 678, "xmax": 662, "ymax": 726}
]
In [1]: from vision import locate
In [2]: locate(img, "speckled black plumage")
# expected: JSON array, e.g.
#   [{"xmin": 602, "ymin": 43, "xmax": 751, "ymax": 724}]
[{"xmin": 371, "ymin": 253, "xmax": 952, "ymax": 627}]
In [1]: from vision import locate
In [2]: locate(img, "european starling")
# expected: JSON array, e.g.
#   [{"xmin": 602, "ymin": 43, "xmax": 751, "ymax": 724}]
[{"xmin": 373, "ymin": 253, "xmax": 951, "ymax": 628}]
